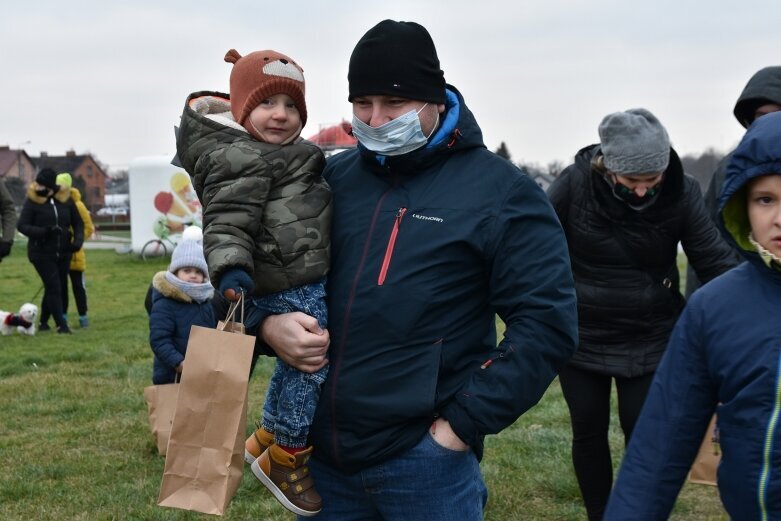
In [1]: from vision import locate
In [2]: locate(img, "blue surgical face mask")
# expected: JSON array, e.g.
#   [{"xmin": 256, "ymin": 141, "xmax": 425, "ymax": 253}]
[{"xmin": 351, "ymin": 104, "xmax": 437, "ymax": 156}]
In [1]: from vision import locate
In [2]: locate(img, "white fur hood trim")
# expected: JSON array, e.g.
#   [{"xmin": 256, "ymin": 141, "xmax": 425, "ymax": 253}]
[{"xmin": 190, "ymin": 95, "xmax": 248, "ymax": 134}]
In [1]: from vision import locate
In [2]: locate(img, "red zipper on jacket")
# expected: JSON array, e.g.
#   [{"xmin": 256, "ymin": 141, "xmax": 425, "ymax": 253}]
[{"xmin": 378, "ymin": 207, "xmax": 407, "ymax": 286}]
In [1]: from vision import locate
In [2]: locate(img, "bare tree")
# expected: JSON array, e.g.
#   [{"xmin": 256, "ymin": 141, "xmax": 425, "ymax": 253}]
[
  {"xmin": 495, "ymin": 142, "xmax": 512, "ymax": 161},
  {"xmin": 680, "ymin": 147, "xmax": 724, "ymax": 191},
  {"xmin": 546, "ymin": 160, "xmax": 565, "ymax": 178}
]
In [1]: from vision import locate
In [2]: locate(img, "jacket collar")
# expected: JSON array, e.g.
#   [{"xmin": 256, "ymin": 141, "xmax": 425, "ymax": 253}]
[{"xmin": 26, "ymin": 183, "xmax": 71, "ymax": 204}]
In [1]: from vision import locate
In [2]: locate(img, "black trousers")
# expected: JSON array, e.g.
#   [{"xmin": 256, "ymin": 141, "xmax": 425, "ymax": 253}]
[
  {"xmin": 32, "ymin": 255, "xmax": 71, "ymax": 329},
  {"xmin": 65, "ymin": 270, "xmax": 88, "ymax": 316},
  {"xmin": 559, "ymin": 364, "xmax": 654, "ymax": 521}
]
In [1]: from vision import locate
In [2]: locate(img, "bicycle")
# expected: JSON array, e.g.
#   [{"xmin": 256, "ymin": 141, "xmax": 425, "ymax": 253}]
[{"xmin": 140, "ymin": 237, "xmax": 177, "ymax": 261}]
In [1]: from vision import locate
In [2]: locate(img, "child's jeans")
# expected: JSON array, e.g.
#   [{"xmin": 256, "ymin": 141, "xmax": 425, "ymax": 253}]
[{"xmin": 252, "ymin": 279, "xmax": 328, "ymax": 448}]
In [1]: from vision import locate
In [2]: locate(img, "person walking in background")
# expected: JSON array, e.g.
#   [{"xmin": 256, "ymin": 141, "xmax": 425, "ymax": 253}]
[
  {"xmin": 604, "ymin": 110, "xmax": 781, "ymax": 521},
  {"xmin": 148, "ymin": 238, "xmax": 215, "ymax": 384},
  {"xmin": 55, "ymin": 173, "xmax": 94, "ymax": 328},
  {"xmin": 685, "ymin": 65, "xmax": 781, "ymax": 297},
  {"xmin": 257, "ymin": 20, "xmax": 578, "ymax": 520},
  {"xmin": 547, "ymin": 108, "xmax": 736, "ymax": 520},
  {"xmin": 0, "ymin": 177, "xmax": 17, "ymax": 261},
  {"xmin": 175, "ymin": 48, "xmax": 332, "ymax": 516},
  {"xmin": 16, "ymin": 168, "xmax": 84, "ymax": 334}
]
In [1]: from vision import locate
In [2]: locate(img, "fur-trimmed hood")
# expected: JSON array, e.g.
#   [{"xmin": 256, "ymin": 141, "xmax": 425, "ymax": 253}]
[
  {"xmin": 152, "ymin": 271, "xmax": 194, "ymax": 303},
  {"xmin": 69, "ymin": 187, "xmax": 83, "ymax": 203},
  {"xmin": 26, "ymin": 182, "xmax": 71, "ymax": 205},
  {"xmin": 186, "ymin": 93, "xmax": 303, "ymax": 143}
]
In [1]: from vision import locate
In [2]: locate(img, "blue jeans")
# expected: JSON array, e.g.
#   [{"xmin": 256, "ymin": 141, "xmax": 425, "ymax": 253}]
[
  {"xmin": 300, "ymin": 432, "xmax": 487, "ymax": 520},
  {"xmin": 252, "ymin": 280, "xmax": 328, "ymax": 448}
]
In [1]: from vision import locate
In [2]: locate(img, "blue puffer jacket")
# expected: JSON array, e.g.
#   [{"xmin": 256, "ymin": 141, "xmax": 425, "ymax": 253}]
[
  {"xmin": 310, "ymin": 85, "xmax": 578, "ymax": 473},
  {"xmin": 605, "ymin": 112, "xmax": 781, "ymax": 520},
  {"xmin": 149, "ymin": 271, "xmax": 217, "ymax": 384}
]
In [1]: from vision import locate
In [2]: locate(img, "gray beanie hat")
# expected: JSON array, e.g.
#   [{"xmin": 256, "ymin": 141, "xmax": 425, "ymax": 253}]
[
  {"xmin": 598, "ymin": 108, "xmax": 670, "ymax": 175},
  {"xmin": 169, "ymin": 238, "xmax": 209, "ymax": 277}
]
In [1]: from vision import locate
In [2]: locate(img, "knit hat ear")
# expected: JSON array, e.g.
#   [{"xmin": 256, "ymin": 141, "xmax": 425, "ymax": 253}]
[
  {"xmin": 225, "ymin": 48, "xmax": 307, "ymax": 129},
  {"xmin": 348, "ymin": 20, "xmax": 446, "ymax": 104},
  {"xmin": 169, "ymin": 238, "xmax": 209, "ymax": 278},
  {"xmin": 35, "ymin": 168, "xmax": 59, "ymax": 190},
  {"xmin": 598, "ymin": 108, "xmax": 671, "ymax": 175}
]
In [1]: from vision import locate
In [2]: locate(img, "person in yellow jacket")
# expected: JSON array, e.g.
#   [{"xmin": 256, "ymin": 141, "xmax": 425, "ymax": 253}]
[{"xmin": 56, "ymin": 173, "xmax": 94, "ymax": 328}]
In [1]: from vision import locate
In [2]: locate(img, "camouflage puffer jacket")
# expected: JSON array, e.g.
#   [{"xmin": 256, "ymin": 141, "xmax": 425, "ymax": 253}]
[{"xmin": 176, "ymin": 91, "xmax": 332, "ymax": 295}]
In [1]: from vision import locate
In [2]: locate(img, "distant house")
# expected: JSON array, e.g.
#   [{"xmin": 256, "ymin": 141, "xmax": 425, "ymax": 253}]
[
  {"xmin": 32, "ymin": 150, "xmax": 107, "ymax": 211},
  {"xmin": 0, "ymin": 146, "xmax": 36, "ymax": 184},
  {"xmin": 527, "ymin": 171, "xmax": 556, "ymax": 192},
  {"xmin": 307, "ymin": 121, "xmax": 357, "ymax": 157}
]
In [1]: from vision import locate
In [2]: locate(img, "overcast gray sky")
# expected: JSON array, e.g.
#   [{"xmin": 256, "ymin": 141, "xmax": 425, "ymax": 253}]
[{"xmin": 1, "ymin": 1, "xmax": 778, "ymax": 173}]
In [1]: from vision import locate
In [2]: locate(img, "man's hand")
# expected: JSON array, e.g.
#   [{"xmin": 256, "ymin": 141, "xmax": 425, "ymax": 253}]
[
  {"xmin": 430, "ymin": 418, "xmax": 469, "ymax": 451},
  {"xmin": 261, "ymin": 312, "xmax": 329, "ymax": 373}
]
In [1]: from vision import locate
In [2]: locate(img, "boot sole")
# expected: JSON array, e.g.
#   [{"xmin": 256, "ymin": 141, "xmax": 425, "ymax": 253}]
[
  {"xmin": 250, "ymin": 458, "xmax": 321, "ymax": 517},
  {"xmin": 244, "ymin": 449, "xmax": 258, "ymax": 465}
]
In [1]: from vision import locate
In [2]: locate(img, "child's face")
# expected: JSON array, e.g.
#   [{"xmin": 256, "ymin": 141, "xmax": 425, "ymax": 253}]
[
  {"xmin": 747, "ymin": 174, "xmax": 781, "ymax": 258},
  {"xmin": 175, "ymin": 267, "xmax": 206, "ymax": 284},
  {"xmin": 248, "ymin": 93, "xmax": 301, "ymax": 144}
]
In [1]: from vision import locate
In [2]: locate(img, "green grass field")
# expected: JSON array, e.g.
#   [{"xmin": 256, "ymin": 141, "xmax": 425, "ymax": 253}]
[{"xmin": 0, "ymin": 248, "xmax": 726, "ymax": 520}]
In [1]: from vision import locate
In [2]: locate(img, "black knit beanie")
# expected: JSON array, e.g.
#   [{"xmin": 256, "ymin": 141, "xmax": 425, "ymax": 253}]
[
  {"xmin": 348, "ymin": 20, "xmax": 446, "ymax": 104},
  {"xmin": 35, "ymin": 168, "xmax": 58, "ymax": 190}
]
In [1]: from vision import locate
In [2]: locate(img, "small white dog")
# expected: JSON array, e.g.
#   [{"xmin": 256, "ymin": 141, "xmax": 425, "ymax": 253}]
[{"xmin": 0, "ymin": 303, "xmax": 39, "ymax": 336}]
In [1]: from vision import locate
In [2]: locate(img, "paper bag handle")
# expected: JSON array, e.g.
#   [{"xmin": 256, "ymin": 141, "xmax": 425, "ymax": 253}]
[{"xmin": 218, "ymin": 291, "xmax": 245, "ymax": 331}]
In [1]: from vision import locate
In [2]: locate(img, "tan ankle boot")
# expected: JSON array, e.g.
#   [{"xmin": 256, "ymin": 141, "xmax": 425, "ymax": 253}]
[
  {"xmin": 251, "ymin": 444, "xmax": 322, "ymax": 517},
  {"xmin": 244, "ymin": 426, "xmax": 274, "ymax": 465}
]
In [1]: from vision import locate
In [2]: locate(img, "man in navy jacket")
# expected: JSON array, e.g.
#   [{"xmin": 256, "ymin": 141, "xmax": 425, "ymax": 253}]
[{"xmin": 260, "ymin": 20, "xmax": 578, "ymax": 520}]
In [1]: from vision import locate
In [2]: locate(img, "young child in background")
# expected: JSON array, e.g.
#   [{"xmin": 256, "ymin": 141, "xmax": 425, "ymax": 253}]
[
  {"xmin": 604, "ymin": 111, "xmax": 781, "ymax": 520},
  {"xmin": 56, "ymin": 173, "xmax": 94, "ymax": 328},
  {"xmin": 148, "ymin": 237, "xmax": 216, "ymax": 385},
  {"xmin": 175, "ymin": 48, "xmax": 331, "ymax": 517}
]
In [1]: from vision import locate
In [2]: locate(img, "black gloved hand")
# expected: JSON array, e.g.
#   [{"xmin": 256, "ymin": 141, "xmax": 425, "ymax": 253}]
[
  {"xmin": 71, "ymin": 242, "xmax": 83, "ymax": 252},
  {"xmin": 46, "ymin": 225, "xmax": 62, "ymax": 238},
  {"xmin": 0, "ymin": 240, "xmax": 11, "ymax": 258},
  {"xmin": 218, "ymin": 269, "xmax": 255, "ymax": 301}
]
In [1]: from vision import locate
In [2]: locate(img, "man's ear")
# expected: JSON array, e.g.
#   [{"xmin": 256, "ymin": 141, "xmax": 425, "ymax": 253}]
[{"xmin": 437, "ymin": 103, "xmax": 446, "ymax": 114}]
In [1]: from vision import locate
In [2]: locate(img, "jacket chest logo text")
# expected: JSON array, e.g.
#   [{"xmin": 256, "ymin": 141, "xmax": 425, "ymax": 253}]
[{"xmin": 411, "ymin": 213, "xmax": 444, "ymax": 223}]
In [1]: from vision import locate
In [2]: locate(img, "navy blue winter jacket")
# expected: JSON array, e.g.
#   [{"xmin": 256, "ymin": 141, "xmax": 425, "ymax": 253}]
[
  {"xmin": 149, "ymin": 271, "xmax": 217, "ymax": 384},
  {"xmin": 605, "ymin": 111, "xmax": 781, "ymax": 520},
  {"xmin": 310, "ymin": 86, "xmax": 578, "ymax": 473}
]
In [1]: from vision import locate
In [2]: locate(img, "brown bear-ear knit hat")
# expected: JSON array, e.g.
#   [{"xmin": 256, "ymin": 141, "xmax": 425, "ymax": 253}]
[{"xmin": 224, "ymin": 49, "xmax": 307, "ymax": 131}]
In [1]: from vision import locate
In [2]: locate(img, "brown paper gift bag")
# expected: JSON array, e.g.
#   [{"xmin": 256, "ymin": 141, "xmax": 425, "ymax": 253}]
[
  {"xmin": 143, "ymin": 382, "xmax": 179, "ymax": 456},
  {"xmin": 158, "ymin": 298, "xmax": 255, "ymax": 515},
  {"xmin": 688, "ymin": 414, "xmax": 720, "ymax": 486}
]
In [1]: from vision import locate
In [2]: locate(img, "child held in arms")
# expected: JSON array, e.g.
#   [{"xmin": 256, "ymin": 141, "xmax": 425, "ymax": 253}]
[{"xmin": 174, "ymin": 48, "xmax": 332, "ymax": 517}]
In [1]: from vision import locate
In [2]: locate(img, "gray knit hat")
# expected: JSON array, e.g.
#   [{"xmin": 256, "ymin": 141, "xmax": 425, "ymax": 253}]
[
  {"xmin": 169, "ymin": 238, "xmax": 209, "ymax": 277},
  {"xmin": 598, "ymin": 108, "xmax": 670, "ymax": 175}
]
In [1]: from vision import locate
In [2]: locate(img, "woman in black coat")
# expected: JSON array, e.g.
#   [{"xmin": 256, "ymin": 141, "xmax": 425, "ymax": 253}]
[
  {"xmin": 547, "ymin": 109, "xmax": 738, "ymax": 521},
  {"xmin": 17, "ymin": 168, "xmax": 84, "ymax": 333}
]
